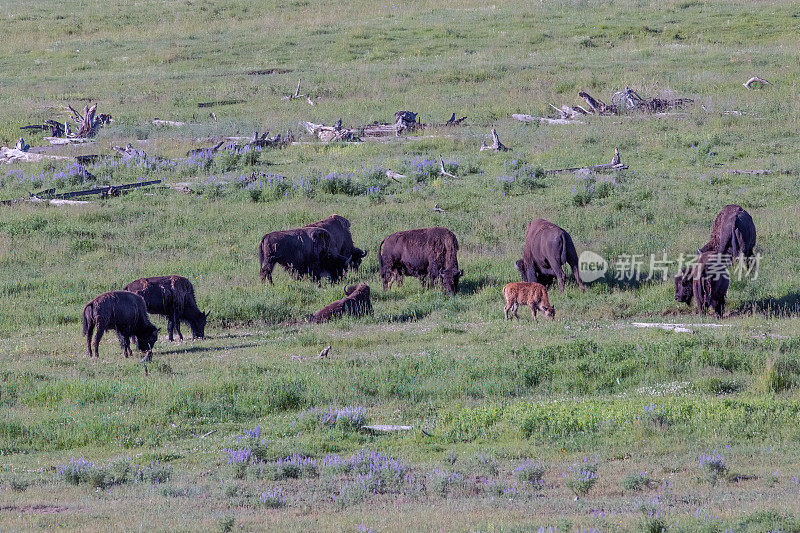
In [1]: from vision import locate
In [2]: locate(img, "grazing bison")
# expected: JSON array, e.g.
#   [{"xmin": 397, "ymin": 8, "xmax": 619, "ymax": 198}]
[
  {"xmin": 674, "ymin": 251, "xmax": 730, "ymax": 317},
  {"xmin": 699, "ymin": 204, "xmax": 756, "ymax": 263},
  {"xmin": 378, "ymin": 227, "xmax": 463, "ymax": 295},
  {"xmin": 82, "ymin": 291, "xmax": 159, "ymax": 358},
  {"xmin": 308, "ymin": 283, "xmax": 372, "ymax": 323},
  {"xmin": 304, "ymin": 214, "xmax": 368, "ymax": 272},
  {"xmin": 258, "ymin": 227, "xmax": 347, "ymax": 285},
  {"xmin": 502, "ymin": 282, "xmax": 555, "ymax": 321},
  {"xmin": 124, "ymin": 275, "xmax": 208, "ymax": 341},
  {"xmin": 516, "ymin": 219, "xmax": 585, "ymax": 293}
]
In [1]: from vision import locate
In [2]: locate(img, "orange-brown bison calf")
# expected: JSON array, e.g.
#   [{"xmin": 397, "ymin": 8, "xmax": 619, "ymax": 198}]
[{"xmin": 502, "ymin": 282, "xmax": 555, "ymax": 321}]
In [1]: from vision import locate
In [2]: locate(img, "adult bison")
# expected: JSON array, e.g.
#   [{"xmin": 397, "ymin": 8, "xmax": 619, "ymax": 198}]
[
  {"xmin": 124, "ymin": 275, "xmax": 208, "ymax": 341},
  {"xmin": 674, "ymin": 251, "xmax": 730, "ymax": 317},
  {"xmin": 82, "ymin": 291, "xmax": 159, "ymax": 358},
  {"xmin": 378, "ymin": 227, "xmax": 463, "ymax": 295},
  {"xmin": 699, "ymin": 204, "xmax": 756, "ymax": 263},
  {"xmin": 307, "ymin": 283, "xmax": 372, "ymax": 323},
  {"xmin": 258, "ymin": 227, "xmax": 348, "ymax": 285},
  {"xmin": 515, "ymin": 219, "xmax": 585, "ymax": 293},
  {"xmin": 304, "ymin": 214, "xmax": 367, "ymax": 272}
]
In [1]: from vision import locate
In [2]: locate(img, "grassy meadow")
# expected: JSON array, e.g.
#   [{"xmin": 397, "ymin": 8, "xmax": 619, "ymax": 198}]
[{"xmin": 2, "ymin": 0, "xmax": 800, "ymax": 530}]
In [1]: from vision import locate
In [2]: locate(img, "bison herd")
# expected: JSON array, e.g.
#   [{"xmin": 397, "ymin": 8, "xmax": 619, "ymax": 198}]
[{"xmin": 82, "ymin": 205, "xmax": 756, "ymax": 362}]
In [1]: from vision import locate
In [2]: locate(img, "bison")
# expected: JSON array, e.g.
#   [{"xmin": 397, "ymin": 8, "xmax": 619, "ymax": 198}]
[
  {"xmin": 307, "ymin": 283, "xmax": 372, "ymax": 323},
  {"xmin": 258, "ymin": 227, "xmax": 348, "ymax": 285},
  {"xmin": 699, "ymin": 204, "xmax": 756, "ymax": 263},
  {"xmin": 516, "ymin": 219, "xmax": 585, "ymax": 293},
  {"xmin": 378, "ymin": 227, "xmax": 463, "ymax": 295},
  {"xmin": 674, "ymin": 251, "xmax": 730, "ymax": 317},
  {"xmin": 502, "ymin": 282, "xmax": 555, "ymax": 321},
  {"xmin": 82, "ymin": 291, "xmax": 159, "ymax": 358},
  {"xmin": 304, "ymin": 214, "xmax": 368, "ymax": 273},
  {"xmin": 124, "ymin": 275, "xmax": 208, "ymax": 341}
]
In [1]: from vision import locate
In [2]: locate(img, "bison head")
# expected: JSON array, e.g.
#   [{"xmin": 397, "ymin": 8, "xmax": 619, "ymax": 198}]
[
  {"xmin": 543, "ymin": 305, "xmax": 556, "ymax": 319},
  {"xmin": 442, "ymin": 269, "xmax": 464, "ymax": 295},
  {"xmin": 136, "ymin": 326, "xmax": 159, "ymax": 352},
  {"xmin": 674, "ymin": 270, "xmax": 694, "ymax": 305},
  {"xmin": 190, "ymin": 311, "xmax": 208, "ymax": 339},
  {"xmin": 349, "ymin": 248, "xmax": 368, "ymax": 270}
]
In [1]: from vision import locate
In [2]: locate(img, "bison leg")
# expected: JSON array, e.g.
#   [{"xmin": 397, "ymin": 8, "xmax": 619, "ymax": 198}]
[
  {"xmin": 512, "ymin": 303, "xmax": 519, "ymax": 320},
  {"xmin": 531, "ymin": 306, "xmax": 538, "ymax": 321},
  {"xmin": 174, "ymin": 319, "xmax": 184, "ymax": 341},
  {"xmin": 85, "ymin": 320, "xmax": 95, "ymax": 357},
  {"xmin": 93, "ymin": 326, "xmax": 105, "ymax": 358},
  {"xmin": 554, "ymin": 267, "xmax": 567, "ymax": 293},
  {"xmin": 116, "ymin": 331, "xmax": 131, "ymax": 358},
  {"xmin": 504, "ymin": 303, "xmax": 512, "ymax": 320},
  {"xmin": 166, "ymin": 317, "xmax": 175, "ymax": 342},
  {"xmin": 712, "ymin": 297, "xmax": 725, "ymax": 318},
  {"xmin": 260, "ymin": 261, "xmax": 275, "ymax": 285}
]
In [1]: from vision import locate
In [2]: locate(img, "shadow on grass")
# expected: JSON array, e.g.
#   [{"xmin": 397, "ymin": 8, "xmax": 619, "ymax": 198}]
[
  {"xmin": 738, "ymin": 292, "xmax": 800, "ymax": 318},
  {"xmin": 159, "ymin": 341, "xmax": 263, "ymax": 355}
]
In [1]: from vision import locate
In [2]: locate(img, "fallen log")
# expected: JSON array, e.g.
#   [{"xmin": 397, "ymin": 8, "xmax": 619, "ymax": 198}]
[
  {"xmin": 152, "ymin": 118, "xmax": 186, "ymax": 127},
  {"xmin": 300, "ymin": 120, "xmax": 360, "ymax": 142},
  {"xmin": 187, "ymin": 141, "xmax": 224, "ymax": 158},
  {"xmin": 743, "ymin": 76, "xmax": 772, "ymax": 90},
  {"xmin": 197, "ymin": 99, "xmax": 243, "ymax": 108},
  {"xmin": 480, "ymin": 128, "xmax": 508, "ymax": 152},
  {"xmin": 445, "ymin": 113, "xmax": 467, "ymax": 125},
  {"xmin": 545, "ymin": 148, "xmax": 627, "ymax": 174},
  {"xmin": 361, "ymin": 425, "xmax": 413, "ymax": 433},
  {"xmin": 512, "ymin": 113, "xmax": 584, "ymax": 125},
  {"xmin": 112, "ymin": 144, "xmax": 147, "ymax": 161},
  {"xmin": 726, "ymin": 169, "xmax": 772, "ymax": 175},
  {"xmin": 52, "ymin": 179, "xmax": 161, "ymax": 199},
  {"xmin": 0, "ymin": 146, "xmax": 72, "ymax": 164}
]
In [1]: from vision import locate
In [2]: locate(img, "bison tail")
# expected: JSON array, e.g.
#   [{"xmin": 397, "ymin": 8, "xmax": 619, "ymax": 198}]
[
  {"xmin": 377, "ymin": 238, "xmax": 384, "ymax": 272},
  {"xmin": 82, "ymin": 304, "xmax": 92, "ymax": 336}
]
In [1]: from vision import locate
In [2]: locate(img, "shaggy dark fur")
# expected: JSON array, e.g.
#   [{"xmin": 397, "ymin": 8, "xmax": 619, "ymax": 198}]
[
  {"xmin": 124, "ymin": 275, "xmax": 208, "ymax": 341},
  {"xmin": 516, "ymin": 219, "xmax": 585, "ymax": 293},
  {"xmin": 699, "ymin": 204, "xmax": 756, "ymax": 262},
  {"xmin": 304, "ymin": 214, "xmax": 367, "ymax": 273},
  {"xmin": 258, "ymin": 227, "xmax": 347, "ymax": 285},
  {"xmin": 308, "ymin": 283, "xmax": 373, "ymax": 323},
  {"xmin": 674, "ymin": 251, "xmax": 730, "ymax": 317},
  {"xmin": 378, "ymin": 227, "xmax": 463, "ymax": 295},
  {"xmin": 82, "ymin": 291, "xmax": 159, "ymax": 358}
]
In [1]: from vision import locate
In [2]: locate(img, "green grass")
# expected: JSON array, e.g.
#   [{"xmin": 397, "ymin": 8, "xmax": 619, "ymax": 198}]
[{"xmin": 2, "ymin": 0, "xmax": 800, "ymax": 530}]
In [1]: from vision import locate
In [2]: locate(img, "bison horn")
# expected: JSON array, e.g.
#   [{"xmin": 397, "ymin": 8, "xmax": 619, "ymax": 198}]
[
  {"xmin": 697, "ymin": 248, "xmax": 702, "ymax": 256},
  {"xmin": 204, "ymin": 311, "xmax": 211, "ymax": 319},
  {"xmin": 344, "ymin": 284, "xmax": 355, "ymax": 296}
]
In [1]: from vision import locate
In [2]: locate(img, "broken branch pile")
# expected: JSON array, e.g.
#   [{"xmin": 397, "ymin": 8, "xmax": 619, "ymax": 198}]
[
  {"xmin": 514, "ymin": 87, "xmax": 692, "ymax": 125},
  {"xmin": 301, "ymin": 111, "xmax": 467, "ymax": 142},
  {"xmin": 21, "ymin": 103, "xmax": 112, "ymax": 138}
]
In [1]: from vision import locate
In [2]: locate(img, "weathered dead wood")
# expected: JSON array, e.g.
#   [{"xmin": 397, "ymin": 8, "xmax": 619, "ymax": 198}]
[
  {"xmin": 445, "ymin": 113, "xmax": 467, "ymax": 125},
  {"xmin": 439, "ymin": 160, "xmax": 457, "ymax": 178},
  {"xmin": 361, "ymin": 425, "xmax": 413, "ymax": 433},
  {"xmin": 579, "ymin": 91, "xmax": 612, "ymax": 115},
  {"xmin": 152, "ymin": 118, "xmax": 185, "ymax": 127},
  {"xmin": 433, "ymin": 204, "xmax": 445, "ymax": 213},
  {"xmin": 112, "ymin": 143, "xmax": 146, "ymax": 161},
  {"xmin": 69, "ymin": 103, "xmax": 112, "ymax": 137},
  {"xmin": 743, "ymin": 76, "xmax": 772, "ymax": 90},
  {"xmin": 300, "ymin": 120, "xmax": 360, "ymax": 142},
  {"xmin": 15, "ymin": 138, "xmax": 29, "ymax": 152},
  {"xmin": 0, "ymin": 146, "xmax": 72, "ymax": 164},
  {"xmin": 480, "ymin": 128, "xmax": 508, "ymax": 152},
  {"xmin": 512, "ymin": 113, "xmax": 584, "ymax": 125},
  {"xmin": 246, "ymin": 68, "xmax": 291, "ymax": 75},
  {"xmin": 243, "ymin": 130, "xmax": 295, "ymax": 149},
  {"xmin": 282, "ymin": 78, "xmax": 315, "ymax": 105},
  {"xmin": 386, "ymin": 170, "xmax": 405, "ymax": 182},
  {"xmin": 186, "ymin": 141, "xmax": 225, "ymax": 157},
  {"xmin": 52, "ymin": 179, "xmax": 161, "ymax": 199},
  {"xmin": 197, "ymin": 100, "xmax": 243, "ymax": 108},
  {"xmin": 726, "ymin": 169, "xmax": 772, "ymax": 175},
  {"xmin": 545, "ymin": 148, "xmax": 627, "ymax": 174}
]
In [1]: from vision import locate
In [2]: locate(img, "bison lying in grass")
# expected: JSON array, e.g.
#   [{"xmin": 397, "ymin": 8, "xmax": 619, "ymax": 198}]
[
  {"xmin": 124, "ymin": 275, "xmax": 208, "ymax": 341},
  {"xmin": 307, "ymin": 283, "xmax": 372, "ymax": 323},
  {"xmin": 83, "ymin": 291, "xmax": 159, "ymax": 358},
  {"xmin": 502, "ymin": 282, "xmax": 555, "ymax": 321}
]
